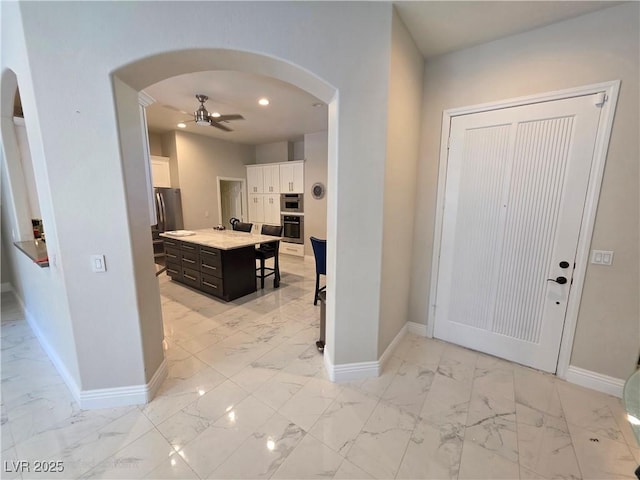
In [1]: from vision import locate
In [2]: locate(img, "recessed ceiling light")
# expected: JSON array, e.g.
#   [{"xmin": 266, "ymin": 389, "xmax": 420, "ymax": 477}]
[
  {"xmin": 211, "ymin": 112, "xmax": 221, "ymax": 118},
  {"xmin": 258, "ymin": 98, "xmax": 270, "ymax": 106},
  {"xmin": 177, "ymin": 122, "xmax": 187, "ymax": 128}
]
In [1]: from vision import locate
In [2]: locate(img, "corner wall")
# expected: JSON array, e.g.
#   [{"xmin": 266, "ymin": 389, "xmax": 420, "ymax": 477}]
[
  {"xmin": 409, "ymin": 3, "xmax": 639, "ymax": 381},
  {"xmin": 303, "ymin": 131, "xmax": 328, "ymax": 256},
  {"xmin": 378, "ymin": 9, "xmax": 424, "ymax": 357}
]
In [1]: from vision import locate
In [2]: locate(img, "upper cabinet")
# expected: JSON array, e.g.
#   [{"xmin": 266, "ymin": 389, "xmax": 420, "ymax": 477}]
[
  {"xmin": 263, "ymin": 164, "xmax": 280, "ymax": 193},
  {"xmin": 246, "ymin": 161, "xmax": 304, "ymax": 195},
  {"xmin": 279, "ymin": 161, "xmax": 304, "ymax": 193},
  {"xmin": 247, "ymin": 165, "xmax": 264, "ymax": 194},
  {"xmin": 150, "ymin": 155, "xmax": 171, "ymax": 188}
]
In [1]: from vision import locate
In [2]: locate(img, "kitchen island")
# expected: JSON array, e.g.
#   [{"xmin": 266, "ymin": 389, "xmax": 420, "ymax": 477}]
[{"xmin": 160, "ymin": 229, "xmax": 281, "ymax": 301}]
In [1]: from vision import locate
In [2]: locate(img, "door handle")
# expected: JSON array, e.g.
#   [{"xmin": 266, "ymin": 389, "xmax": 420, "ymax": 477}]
[{"xmin": 547, "ymin": 276, "xmax": 567, "ymax": 285}]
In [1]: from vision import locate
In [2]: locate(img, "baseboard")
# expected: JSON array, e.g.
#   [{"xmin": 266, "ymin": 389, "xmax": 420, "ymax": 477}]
[
  {"xmin": 407, "ymin": 321, "xmax": 428, "ymax": 337},
  {"xmin": 79, "ymin": 359, "xmax": 167, "ymax": 410},
  {"xmin": 379, "ymin": 323, "xmax": 407, "ymax": 369},
  {"xmin": 17, "ymin": 290, "xmax": 169, "ymax": 410},
  {"xmin": 565, "ymin": 365, "xmax": 625, "ymax": 398},
  {"xmin": 1, "ymin": 282, "xmax": 13, "ymax": 293},
  {"xmin": 21, "ymin": 299, "xmax": 82, "ymax": 404},
  {"xmin": 323, "ymin": 323, "xmax": 410, "ymax": 382}
]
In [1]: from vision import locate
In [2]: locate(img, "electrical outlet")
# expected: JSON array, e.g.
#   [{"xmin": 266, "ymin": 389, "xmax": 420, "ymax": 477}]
[{"xmin": 591, "ymin": 250, "xmax": 614, "ymax": 266}]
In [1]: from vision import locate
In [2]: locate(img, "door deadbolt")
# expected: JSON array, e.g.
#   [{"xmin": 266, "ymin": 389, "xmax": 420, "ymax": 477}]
[
  {"xmin": 547, "ymin": 276, "xmax": 568, "ymax": 285},
  {"xmin": 559, "ymin": 261, "xmax": 570, "ymax": 269}
]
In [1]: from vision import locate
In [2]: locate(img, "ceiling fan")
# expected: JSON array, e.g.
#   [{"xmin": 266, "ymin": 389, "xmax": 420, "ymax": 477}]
[{"xmin": 190, "ymin": 94, "xmax": 244, "ymax": 131}]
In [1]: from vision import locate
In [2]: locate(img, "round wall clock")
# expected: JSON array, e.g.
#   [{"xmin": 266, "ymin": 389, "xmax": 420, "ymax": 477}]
[{"xmin": 312, "ymin": 182, "xmax": 325, "ymax": 200}]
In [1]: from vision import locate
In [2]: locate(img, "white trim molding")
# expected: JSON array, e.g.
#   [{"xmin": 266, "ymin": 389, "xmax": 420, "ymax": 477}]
[
  {"xmin": 21, "ymin": 301, "xmax": 82, "ymax": 404},
  {"xmin": 79, "ymin": 360, "xmax": 168, "ymax": 410},
  {"xmin": 565, "ymin": 365, "xmax": 625, "ymax": 398},
  {"xmin": 324, "ymin": 322, "xmax": 410, "ymax": 382},
  {"xmin": 17, "ymin": 290, "xmax": 169, "ymax": 409},
  {"xmin": 407, "ymin": 321, "xmax": 428, "ymax": 337}
]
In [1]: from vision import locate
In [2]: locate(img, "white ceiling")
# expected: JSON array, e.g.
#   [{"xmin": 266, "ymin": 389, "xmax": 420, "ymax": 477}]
[
  {"xmin": 144, "ymin": 1, "xmax": 619, "ymax": 145},
  {"xmin": 394, "ymin": 1, "xmax": 619, "ymax": 59}
]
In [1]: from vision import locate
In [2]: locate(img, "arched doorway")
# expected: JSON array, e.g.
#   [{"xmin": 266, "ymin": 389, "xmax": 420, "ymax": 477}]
[{"xmin": 112, "ymin": 48, "xmax": 338, "ymax": 395}]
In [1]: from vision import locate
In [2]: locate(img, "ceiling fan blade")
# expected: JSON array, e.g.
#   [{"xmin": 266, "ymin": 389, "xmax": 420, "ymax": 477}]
[
  {"xmin": 214, "ymin": 114, "xmax": 244, "ymax": 122},
  {"xmin": 210, "ymin": 122, "xmax": 233, "ymax": 132}
]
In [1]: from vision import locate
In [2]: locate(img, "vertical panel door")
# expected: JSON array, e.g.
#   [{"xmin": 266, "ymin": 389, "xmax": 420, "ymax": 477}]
[{"xmin": 434, "ymin": 94, "xmax": 602, "ymax": 372}]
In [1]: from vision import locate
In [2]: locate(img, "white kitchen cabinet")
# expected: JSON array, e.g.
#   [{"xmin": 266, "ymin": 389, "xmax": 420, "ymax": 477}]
[
  {"xmin": 279, "ymin": 161, "xmax": 304, "ymax": 193},
  {"xmin": 248, "ymin": 194, "xmax": 264, "ymax": 223},
  {"xmin": 263, "ymin": 194, "xmax": 281, "ymax": 225},
  {"xmin": 262, "ymin": 165, "xmax": 280, "ymax": 193},
  {"xmin": 150, "ymin": 156, "xmax": 171, "ymax": 188},
  {"xmin": 247, "ymin": 166, "xmax": 264, "ymax": 193},
  {"xmin": 248, "ymin": 194, "xmax": 280, "ymax": 225}
]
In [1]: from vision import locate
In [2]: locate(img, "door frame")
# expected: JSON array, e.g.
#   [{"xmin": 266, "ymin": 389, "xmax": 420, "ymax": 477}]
[
  {"xmin": 428, "ymin": 80, "xmax": 620, "ymax": 378},
  {"xmin": 216, "ymin": 176, "xmax": 248, "ymax": 226}
]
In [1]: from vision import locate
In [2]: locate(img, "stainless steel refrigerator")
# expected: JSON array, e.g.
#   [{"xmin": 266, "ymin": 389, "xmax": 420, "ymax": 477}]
[{"xmin": 152, "ymin": 187, "xmax": 184, "ymax": 264}]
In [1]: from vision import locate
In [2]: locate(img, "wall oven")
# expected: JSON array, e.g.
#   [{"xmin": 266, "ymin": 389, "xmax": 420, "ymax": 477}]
[
  {"xmin": 280, "ymin": 193, "xmax": 303, "ymax": 213},
  {"xmin": 281, "ymin": 214, "xmax": 304, "ymax": 244}
]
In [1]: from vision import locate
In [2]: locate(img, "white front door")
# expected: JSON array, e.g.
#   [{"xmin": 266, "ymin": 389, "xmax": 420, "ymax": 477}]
[{"xmin": 434, "ymin": 94, "xmax": 603, "ymax": 373}]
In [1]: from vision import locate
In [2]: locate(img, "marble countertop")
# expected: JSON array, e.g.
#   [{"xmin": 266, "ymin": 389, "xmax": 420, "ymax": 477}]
[
  {"xmin": 160, "ymin": 229, "xmax": 281, "ymax": 251},
  {"xmin": 13, "ymin": 239, "xmax": 49, "ymax": 267}
]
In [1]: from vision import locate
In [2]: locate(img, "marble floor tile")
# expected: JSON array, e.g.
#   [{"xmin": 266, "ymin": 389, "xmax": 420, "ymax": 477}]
[
  {"xmin": 556, "ymin": 381, "xmax": 626, "ymax": 443},
  {"xmin": 392, "ymin": 334, "xmax": 445, "ymax": 371},
  {"xmin": 332, "ymin": 458, "xmax": 372, "ymax": 479},
  {"xmin": 345, "ymin": 400, "xmax": 415, "ymax": 479},
  {"xmin": 272, "ymin": 433, "xmax": 345, "ymax": 479},
  {"xmin": 79, "ymin": 428, "xmax": 174, "ymax": 479},
  {"xmin": 156, "ymin": 379, "xmax": 249, "ymax": 449},
  {"xmin": 380, "ymin": 360, "xmax": 435, "ymax": 417},
  {"xmin": 308, "ymin": 388, "xmax": 379, "ymax": 456},
  {"xmin": 2, "ymin": 257, "xmax": 637, "ymax": 480},
  {"xmin": 516, "ymin": 401, "xmax": 581, "ymax": 480},
  {"xmin": 458, "ymin": 439, "xmax": 520, "ymax": 480},
  {"xmin": 209, "ymin": 413, "xmax": 306, "ymax": 479},
  {"xmin": 251, "ymin": 371, "xmax": 309, "ymax": 411},
  {"xmin": 396, "ymin": 417, "xmax": 464, "ymax": 479},
  {"xmin": 177, "ymin": 395, "xmax": 276, "ymax": 478},
  {"xmin": 142, "ymin": 451, "xmax": 199, "ymax": 479},
  {"xmin": 21, "ymin": 408, "xmax": 155, "ymax": 479},
  {"xmin": 567, "ymin": 422, "xmax": 638, "ymax": 479},
  {"xmin": 278, "ymin": 377, "xmax": 342, "ymax": 431}
]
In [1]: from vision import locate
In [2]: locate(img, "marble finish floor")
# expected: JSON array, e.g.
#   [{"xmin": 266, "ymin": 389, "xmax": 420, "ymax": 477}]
[{"xmin": 2, "ymin": 255, "xmax": 639, "ymax": 479}]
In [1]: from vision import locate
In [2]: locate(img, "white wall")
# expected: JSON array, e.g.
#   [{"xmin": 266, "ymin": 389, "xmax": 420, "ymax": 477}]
[
  {"xmin": 148, "ymin": 132, "xmax": 163, "ymax": 156},
  {"xmin": 173, "ymin": 130, "xmax": 255, "ymax": 229},
  {"xmin": 378, "ymin": 9, "xmax": 424, "ymax": 356},
  {"xmin": 303, "ymin": 131, "xmax": 328, "ymax": 256},
  {"xmin": 409, "ymin": 3, "xmax": 639, "ymax": 381},
  {"xmin": 255, "ymin": 141, "xmax": 292, "ymax": 164},
  {"xmin": 0, "ymin": 28, "xmax": 82, "ymax": 393},
  {"xmin": 13, "ymin": 118, "xmax": 40, "ymax": 219}
]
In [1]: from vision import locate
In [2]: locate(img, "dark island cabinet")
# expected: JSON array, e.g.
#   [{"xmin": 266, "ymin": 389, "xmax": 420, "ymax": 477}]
[{"xmin": 164, "ymin": 239, "xmax": 256, "ymax": 301}]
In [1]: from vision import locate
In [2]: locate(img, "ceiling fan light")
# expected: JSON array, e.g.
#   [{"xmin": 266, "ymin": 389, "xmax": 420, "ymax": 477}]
[
  {"xmin": 211, "ymin": 112, "xmax": 221, "ymax": 118},
  {"xmin": 195, "ymin": 106, "xmax": 210, "ymax": 126}
]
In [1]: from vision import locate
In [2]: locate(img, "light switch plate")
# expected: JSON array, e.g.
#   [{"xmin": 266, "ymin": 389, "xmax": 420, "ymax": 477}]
[
  {"xmin": 591, "ymin": 250, "xmax": 613, "ymax": 266},
  {"xmin": 91, "ymin": 254, "xmax": 106, "ymax": 272}
]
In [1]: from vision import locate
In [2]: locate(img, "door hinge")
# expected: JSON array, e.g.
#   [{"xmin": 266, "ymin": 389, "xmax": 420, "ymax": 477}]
[
  {"xmin": 594, "ymin": 92, "xmax": 607, "ymax": 107},
  {"xmin": 447, "ymin": 136, "xmax": 451, "ymax": 149}
]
